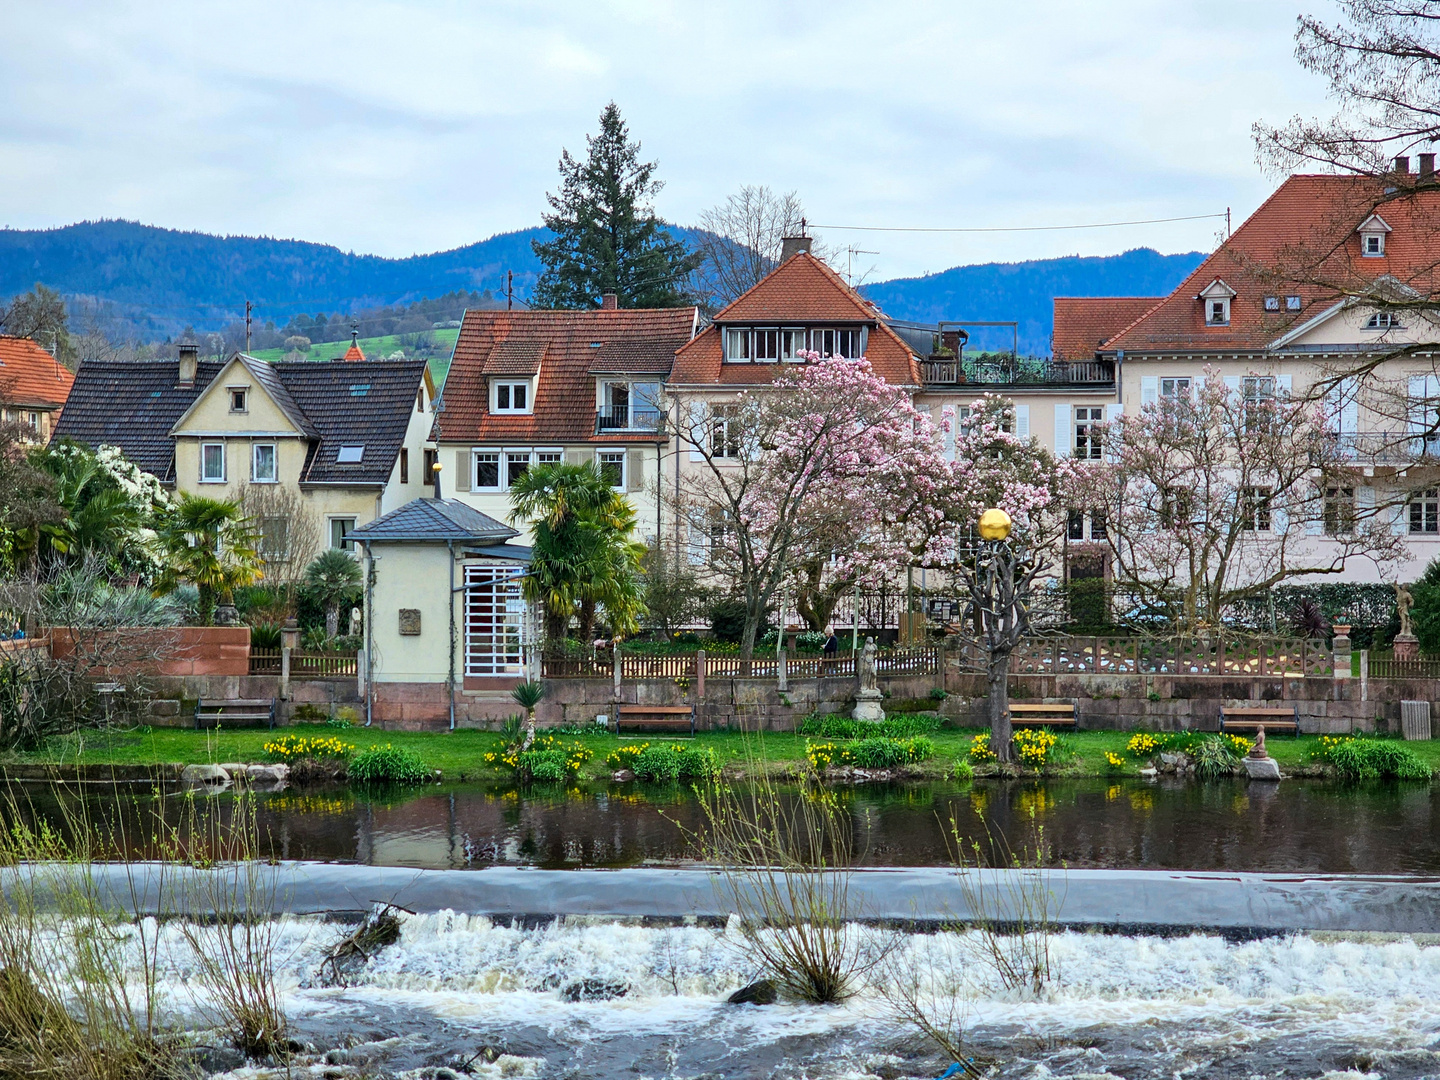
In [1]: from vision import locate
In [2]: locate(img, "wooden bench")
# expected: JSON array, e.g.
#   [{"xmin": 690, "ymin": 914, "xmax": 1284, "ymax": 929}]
[
  {"xmin": 1219, "ymin": 705, "xmax": 1299, "ymax": 736},
  {"xmin": 195, "ymin": 698, "xmax": 276, "ymax": 730},
  {"xmin": 1007, "ymin": 702, "xmax": 1077, "ymax": 728},
  {"xmin": 616, "ymin": 704, "xmax": 695, "ymax": 737}
]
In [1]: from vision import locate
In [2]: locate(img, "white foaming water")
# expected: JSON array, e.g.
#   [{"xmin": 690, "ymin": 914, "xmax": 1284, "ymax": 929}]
[{"xmin": 99, "ymin": 915, "xmax": 1440, "ymax": 1076}]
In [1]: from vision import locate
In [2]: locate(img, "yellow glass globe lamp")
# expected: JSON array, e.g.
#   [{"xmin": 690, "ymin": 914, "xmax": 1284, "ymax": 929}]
[{"xmin": 977, "ymin": 508, "xmax": 1012, "ymax": 541}]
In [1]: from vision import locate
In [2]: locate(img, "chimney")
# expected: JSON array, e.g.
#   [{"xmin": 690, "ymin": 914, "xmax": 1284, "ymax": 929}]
[
  {"xmin": 780, "ymin": 236, "xmax": 813, "ymax": 262},
  {"xmin": 1395, "ymin": 155, "xmax": 1411, "ymax": 175},
  {"xmin": 177, "ymin": 339, "xmax": 198, "ymax": 387},
  {"xmin": 599, "ymin": 291, "xmax": 618, "ymax": 310},
  {"xmin": 1421, "ymin": 153, "xmax": 1435, "ymax": 181}
]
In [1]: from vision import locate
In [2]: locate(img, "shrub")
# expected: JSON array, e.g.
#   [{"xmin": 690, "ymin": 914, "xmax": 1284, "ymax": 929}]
[
  {"xmin": 490, "ymin": 734, "xmax": 593, "ymax": 782},
  {"xmin": 249, "ymin": 621, "xmax": 282, "ymax": 649},
  {"xmin": 618, "ymin": 742, "xmax": 718, "ymax": 781},
  {"xmin": 1327, "ymin": 737, "xmax": 1432, "ymax": 781},
  {"xmin": 929, "ymin": 687, "xmax": 948, "ymax": 701},
  {"xmin": 1192, "ymin": 735, "xmax": 1238, "ymax": 780},
  {"xmin": 798, "ymin": 713, "xmax": 941, "ymax": 740},
  {"xmin": 708, "ymin": 597, "xmax": 750, "ymax": 642},
  {"xmin": 349, "ymin": 743, "xmax": 431, "ymax": 784},
  {"xmin": 805, "ymin": 736, "xmax": 934, "ymax": 770},
  {"xmin": 263, "ymin": 734, "xmax": 353, "ymax": 762},
  {"xmin": 952, "ymin": 758, "xmax": 973, "ymax": 782}
]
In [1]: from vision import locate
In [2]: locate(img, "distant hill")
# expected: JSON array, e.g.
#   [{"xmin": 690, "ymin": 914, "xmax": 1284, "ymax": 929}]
[
  {"xmin": 861, "ymin": 248, "xmax": 1206, "ymax": 354},
  {"xmin": 0, "ymin": 220, "xmax": 1206, "ymax": 354}
]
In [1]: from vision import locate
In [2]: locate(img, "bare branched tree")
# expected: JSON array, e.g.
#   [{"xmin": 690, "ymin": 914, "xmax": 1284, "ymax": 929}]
[
  {"xmin": 236, "ymin": 483, "xmax": 321, "ymax": 583},
  {"xmin": 696, "ymin": 186, "xmax": 831, "ymax": 308}
]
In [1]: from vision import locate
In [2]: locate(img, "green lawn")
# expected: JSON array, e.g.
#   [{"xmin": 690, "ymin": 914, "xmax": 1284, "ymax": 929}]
[
  {"xmin": 248, "ymin": 329, "xmax": 459, "ymax": 389},
  {"xmin": 5, "ymin": 724, "xmax": 1436, "ymax": 783}
]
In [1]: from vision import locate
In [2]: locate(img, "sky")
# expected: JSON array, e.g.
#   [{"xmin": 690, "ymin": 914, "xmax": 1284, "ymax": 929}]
[{"xmin": 0, "ymin": 0, "xmax": 1338, "ymax": 281}]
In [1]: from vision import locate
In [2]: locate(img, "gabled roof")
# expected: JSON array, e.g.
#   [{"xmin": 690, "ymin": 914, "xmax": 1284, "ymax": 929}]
[
  {"xmin": 52, "ymin": 354, "xmax": 427, "ymax": 486},
  {"xmin": 482, "ymin": 338, "xmax": 547, "ymax": 376},
  {"xmin": 436, "ymin": 306, "xmax": 698, "ymax": 444},
  {"xmin": 343, "ymin": 341, "xmax": 366, "ymax": 362},
  {"xmin": 1051, "ymin": 298, "xmax": 1163, "ymax": 361},
  {"xmin": 0, "ymin": 335, "xmax": 75, "ymax": 410},
  {"xmin": 1102, "ymin": 173, "xmax": 1440, "ymax": 354},
  {"xmin": 669, "ymin": 252, "xmax": 921, "ymax": 387},
  {"xmin": 169, "ymin": 354, "xmax": 318, "ymax": 439},
  {"xmin": 350, "ymin": 497, "xmax": 520, "ymax": 544}
]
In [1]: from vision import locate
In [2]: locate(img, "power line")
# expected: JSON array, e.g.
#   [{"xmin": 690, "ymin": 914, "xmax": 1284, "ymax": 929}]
[{"xmin": 807, "ymin": 211, "xmax": 1229, "ymax": 235}]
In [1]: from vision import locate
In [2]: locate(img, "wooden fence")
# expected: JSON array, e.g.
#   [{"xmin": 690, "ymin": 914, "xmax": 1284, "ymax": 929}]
[
  {"xmin": 248, "ymin": 650, "xmax": 358, "ymax": 678},
  {"xmin": 541, "ymin": 646, "xmax": 942, "ymax": 681},
  {"xmin": 1366, "ymin": 652, "xmax": 1440, "ymax": 680},
  {"xmin": 1003, "ymin": 635, "xmax": 1330, "ymax": 677}
]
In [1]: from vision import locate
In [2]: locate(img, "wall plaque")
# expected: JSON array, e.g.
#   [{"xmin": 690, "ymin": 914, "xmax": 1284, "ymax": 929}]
[{"xmin": 398, "ymin": 608, "xmax": 421, "ymax": 635}]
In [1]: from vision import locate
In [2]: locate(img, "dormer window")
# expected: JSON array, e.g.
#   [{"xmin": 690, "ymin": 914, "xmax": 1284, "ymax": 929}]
[
  {"xmin": 1366, "ymin": 311, "xmax": 1402, "ymax": 329},
  {"xmin": 722, "ymin": 326, "xmax": 865, "ymax": 363},
  {"xmin": 229, "ymin": 387, "xmax": 248, "ymax": 413},
  {"xmin": 492, "ymin": 380, "xmax": 530, "ymax": 414},
  {"xmin": 1198, "ymin": 279, "xmax": 1236, "ymax": 327},
  {"xmin": 1357, "ymin": 213, "xmax": 1392, "ymax": 258}
]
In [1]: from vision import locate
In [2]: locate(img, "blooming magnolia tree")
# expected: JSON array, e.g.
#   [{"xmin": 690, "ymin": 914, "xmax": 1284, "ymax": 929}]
[
  {"xmin": 672, "ymin": 355, "xmax": 952, "ymax": 660},
  {"xmin": 929, "ymin": 395, "xmax": 1071, "ymax": 762},
  {"xmin": 1070, "ymin": 373, "xmax": 1403, "ymax": 630}
]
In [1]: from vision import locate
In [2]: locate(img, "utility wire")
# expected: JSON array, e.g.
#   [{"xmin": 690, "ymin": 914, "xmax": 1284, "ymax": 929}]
[{"xmin": 807, "ymin": 212, "xmax": 1228, "ymax": 234}]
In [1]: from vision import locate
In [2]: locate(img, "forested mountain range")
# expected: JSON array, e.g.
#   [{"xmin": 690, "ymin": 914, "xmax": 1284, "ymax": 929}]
[{"xmin": 0, "ymin": 219, "xmax": 1205, "ymax": 354}]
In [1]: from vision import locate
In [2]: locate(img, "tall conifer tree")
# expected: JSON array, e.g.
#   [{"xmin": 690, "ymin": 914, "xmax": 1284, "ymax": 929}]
[{"xmin": 531, "ymin": 103, "xmax": 699, "ymax": 309}]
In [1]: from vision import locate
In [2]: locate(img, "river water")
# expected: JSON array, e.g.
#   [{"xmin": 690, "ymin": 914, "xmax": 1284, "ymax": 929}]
[{"xmin": 8, "ymin": 777, "xmax": 1440, "ymax": 1077}]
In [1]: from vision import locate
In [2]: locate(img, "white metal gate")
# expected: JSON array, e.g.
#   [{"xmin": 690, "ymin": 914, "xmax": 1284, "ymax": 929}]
[{"xmin": 464, "ymin": 560, "xmax": 525, "ymax": 676}]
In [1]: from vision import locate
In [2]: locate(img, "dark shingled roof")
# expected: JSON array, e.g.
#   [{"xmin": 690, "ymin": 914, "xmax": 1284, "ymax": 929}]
[
  {"xmin": 350, "ymin": 497, "xmax": 520, "ymax": 543},
  {"xmin": 53, "ymin": 359, "xmax": 224, "ymax": 480},
  {"xmin": 52, "ymin": 355, "xmax": 427, "ymax": 486}
]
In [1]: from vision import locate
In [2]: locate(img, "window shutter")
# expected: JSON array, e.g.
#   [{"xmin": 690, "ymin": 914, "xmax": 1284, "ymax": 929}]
[
  {"xmin": 1222, "ymin": 375, "xmax": 1241, "ymax": 401},
  {"xmin": 1306, "ymin": 485, "xmax": 1323, "ymax": 536},
  {"xmin": 1053, "ymin": 403, "xmax": 1071, "ymax": 458},
  {"xmin": 453, "ymin": 450, "xmax": 470, "ymax": 492},
  {"xmin": 1013, "ymin": 404, "xmax": 1030, "ymax": 440},
  {"xmin": 1357, "ymin": 486, "xmax": 1376, "ymax": 532},
  {"xmin": 626, "ymin": 449, "xmax": 644, "ymax": 492},
  {"xmin": 1104, "ymin": 403, "xmax": 1123, "ymax": 462},
  {"xmin": 688, "ymin": 402, "xmax": 705, "ymax": 461},
  {"xmin": 1277, "ymin": 374, "xmax": 1292, "ymax": 397},
  {"xmin": 1140, "ymin": 376, "xmax": 1158, "ymax": 407},
  {"xmin": 1272, "ymin": 498, "xmax": 1288, "ymax": 536}
]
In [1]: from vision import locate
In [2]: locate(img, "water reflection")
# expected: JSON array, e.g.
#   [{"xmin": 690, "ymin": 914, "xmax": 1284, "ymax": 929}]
[{"xmin": 4, "ymin": 777, "xmax": 1438, "ymax": 873}]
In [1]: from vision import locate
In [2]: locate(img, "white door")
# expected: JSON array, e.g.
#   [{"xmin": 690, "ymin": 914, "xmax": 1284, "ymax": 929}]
[{"xmin": 465, "ymin": 560, "xmax": 526, "ymax": 676}]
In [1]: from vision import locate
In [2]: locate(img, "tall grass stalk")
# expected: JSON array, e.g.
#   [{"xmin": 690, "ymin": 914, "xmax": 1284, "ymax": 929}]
[
  {"xmin": 691, "ymin": 746, "xmax": 887, "ymax": 1003},
  {"xmin": 0, "ymin": 780, "xmax": 176, "ymax": 1080}
]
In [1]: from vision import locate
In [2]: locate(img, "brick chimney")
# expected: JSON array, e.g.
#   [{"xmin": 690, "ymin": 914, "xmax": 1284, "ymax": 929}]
[
  {"xmin": 1421, "ymin": 153, "xmax": 1435, "ymax": 181},
  {"xmin": 600, "ymin": 291, "xmax": 618, "ymax": 310},
  {"xmin": 1396, "ymin": 155, "xmax": 1412, "ymax": 174},
  {"xmin": 780, "ymin": 236, "xmax": 813, "ymax": 262},
  {"xmin": 177, "ymin": 339, "xmax": 198, "ymax": 388}
]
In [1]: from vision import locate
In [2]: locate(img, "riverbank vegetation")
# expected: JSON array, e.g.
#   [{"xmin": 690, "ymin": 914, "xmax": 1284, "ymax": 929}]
[{"xmin": 3, "ymin": 719, "xmax": 1438, "ymax": 784}]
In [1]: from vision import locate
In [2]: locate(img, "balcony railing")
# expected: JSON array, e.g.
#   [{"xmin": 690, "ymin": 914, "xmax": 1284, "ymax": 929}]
[
  {"xmin": 921, "ymin": 356, "xmax": 1115, "ymax": 388},
  {"xmin": 595, "ymin": 406, "xmax": 664, "ymax": 434},
  {"xmin": 1328, "ymin": 431, "xmax": 1438, "ymax": 464}
]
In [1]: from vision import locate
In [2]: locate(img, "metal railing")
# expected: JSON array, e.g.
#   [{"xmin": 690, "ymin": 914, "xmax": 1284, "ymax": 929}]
[
  {"xmin": 1328, "ymin": 431, "xmax": 1430, "ymax": 464},
  {"xmin": 595, "ymin": 406, "xmax": 664, "ymax": 433},
  {"xmin": 540, "ymin": 645, "xmax": 942, "ymax": 681},
  {"xmin": 249, "ymin": 649, "xmax": 358, "ymax": 678},
  {"xmin": 920, "ymin": 357, "xmax": 1114, "ymax": 387}
]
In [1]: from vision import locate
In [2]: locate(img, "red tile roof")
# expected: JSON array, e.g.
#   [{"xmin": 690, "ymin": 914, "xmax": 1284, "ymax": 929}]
[
  {"xmin": 343, "ymin": 342, "xmax": 366, "ymax": 362},
  {"xmin": 669, "ymin": 252, "xmax": 921, "ymax": 387},
  {"xmin": 0, "ymin": 335, "xmax": 74, "ymax": 410},
  {"xmin": 436, "ymin": 306, "xmax": 698, "ymax": 444},
  {"xmin": 1051, "ymin": 297, "xmax": 1163, "ymax": 361},
  {"xmin": 1103, "ymin": 174, "xmax": 1440, "ymax": 353}
]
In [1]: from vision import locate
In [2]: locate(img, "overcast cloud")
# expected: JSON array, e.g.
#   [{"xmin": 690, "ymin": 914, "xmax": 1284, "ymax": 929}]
[{"xmin": 0, "ymin": 0, "xmax": 1336, "ymax": 280}]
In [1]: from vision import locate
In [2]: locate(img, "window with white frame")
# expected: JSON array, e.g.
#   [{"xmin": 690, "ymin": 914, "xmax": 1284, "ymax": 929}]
[
  {"xmin": 1411, "ymin": 489, "xmax": 1440, "ymax": 534},
  {"xmin": 1160, "ymin": 376, "xmax": 1191, "ymax": 401},
  {"xmin": 711, "ymin": 404, "xmax": 740, "ymax": 458},
  {"xmin": 1074, "ymin": 406, "xmax": 1103, "ymax": 459},
  {"xmin": 535, "ymin": 449, "xmax": 562, "ymax": 467},
  {"xmin": 1324, "ymin": 486, "xmax": 1355, "ymax": 536},
  {"xmin": 809, "ymin": 327, "xmax": 864, "ymax": 358},
  {"xmin": 1065, "ymin": 509, "xmax": 1107, "ymax": 540},
  {"xmin": 1243, "ymin": 376, "xmax": 1277, "ymax": 433},
  {"xmin": 1241, "ymin": 486, "xmax": 1272, "ymax": 532},
  {"xmin": 259, "ymin": 516, "xmax": 290, "ymax": 560},
  {"xmin": 251, "ymin": 443, "xmax": 277, "ymax": 482},
  {"xmin": 492, "ymin": 380, "xmax": 530, "ymax": 413},
  {"xmin": 1207, "ymin": 299, "xmax": 1230, "ymax": 325},
  {"xmin": 1366, "ymin": 311, "xmax": 1401, "ymax": 329},
  {"xmin": 200, "ymin": 442, "xmax": 226, "ymax": 482},
  {"xmin": 1363, "ymin": 232, "xmax": 1385, "ymax": 256},
  {"xmin": 506, "ymin": 451, "xmax": 529, "ymax": 488},
  {"xmin": 598, "ymin": 450, "xmax": 625, "ymax": 489},
  {"xmin": 329, "ymin": 517, "xmax": 356, "ymax": 550},
  {"xmin": 474, "ymin": 451, "xmax": 501, "ymax": 490}
]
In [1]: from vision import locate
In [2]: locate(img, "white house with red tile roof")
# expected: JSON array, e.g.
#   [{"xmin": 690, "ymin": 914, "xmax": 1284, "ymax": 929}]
[
  {"xmin": 0, "ymin": 334, "xmax": 74, "ymax": 443},
  {"xmin": 1054, "ymin": 166, "xmax": 1440, "ymax": 582},
  {"xmin": 432, "ymin": 299, "xmax": 699, "ymax": 542}
]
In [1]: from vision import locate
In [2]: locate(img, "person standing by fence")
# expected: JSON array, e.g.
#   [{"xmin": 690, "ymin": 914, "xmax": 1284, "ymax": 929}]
[{"xmin": 822, "ymin": 627, "xmax": 839, "ymax": 672}]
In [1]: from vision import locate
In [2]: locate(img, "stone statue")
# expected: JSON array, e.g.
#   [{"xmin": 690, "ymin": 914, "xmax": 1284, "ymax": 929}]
[
  {"xmin": 852, "ymin": 636, "xmax": 885, "ymax": 722},
  {"xmin": 858, "ymin": 636, "xmax": 878, "ymax": 693},
  {"xmin": 349, "ymin": 606, "xmax": 363, "ymax": 638},
  {"xmin": 1396, "ymin": 582, "xmax": 1415, "ymax": 639},
  {"xmin": 1249, "ymin": 726, "xmax": 1267, "ymax": 759}
]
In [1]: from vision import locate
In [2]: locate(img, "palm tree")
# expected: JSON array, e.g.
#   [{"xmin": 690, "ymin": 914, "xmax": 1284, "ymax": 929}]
[
  {"xmin": 510, "ymin": 680, "xmax": 546, "ymax": 750},
  {"xmin": 509, "ymin": 462, "xmax": 645, "ymax": 651},
  {"xmin": 32, "ymin": 446, "xmax": 141, "ymax": 571},
  {"xmin": 304, "ymin": 549, "xmax": 363, "ymax": 639},
  {"xmin": 152, "ymin": 494, "xmax": 263, "ymax": 624}
]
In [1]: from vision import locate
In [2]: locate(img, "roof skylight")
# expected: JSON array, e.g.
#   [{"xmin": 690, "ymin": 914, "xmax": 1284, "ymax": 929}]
[{"xmin": 336, "ymin": 445, "xmax": 364, "ymax": 464}]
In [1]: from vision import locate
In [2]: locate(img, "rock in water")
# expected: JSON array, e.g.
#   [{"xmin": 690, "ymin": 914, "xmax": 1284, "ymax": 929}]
[
  {"xmin": 1244, "ymin": 756, "xmax": 1281, "ymax": 780},
  {"xmin": 180, "ymin": 763, "xmax": 230, "ymax": 785},
  {"xmin": 560, "ymin": 978, "xmax": 629, "ymax": 1001},
  {"xmin": 727, "ymin": 979, "xmax": 778, "ymax": 1005}
]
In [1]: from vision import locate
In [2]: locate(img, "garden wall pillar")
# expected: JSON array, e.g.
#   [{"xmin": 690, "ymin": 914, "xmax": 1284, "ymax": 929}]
[{"xmin": 696, "ymin": 650, "xmax": 705, "ymax": 697}]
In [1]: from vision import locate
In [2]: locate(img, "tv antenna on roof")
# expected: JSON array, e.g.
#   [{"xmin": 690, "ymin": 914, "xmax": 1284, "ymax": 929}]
[{"xmin": 845, "ymin": 246, "xmax": 878, "ymax": 288}]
